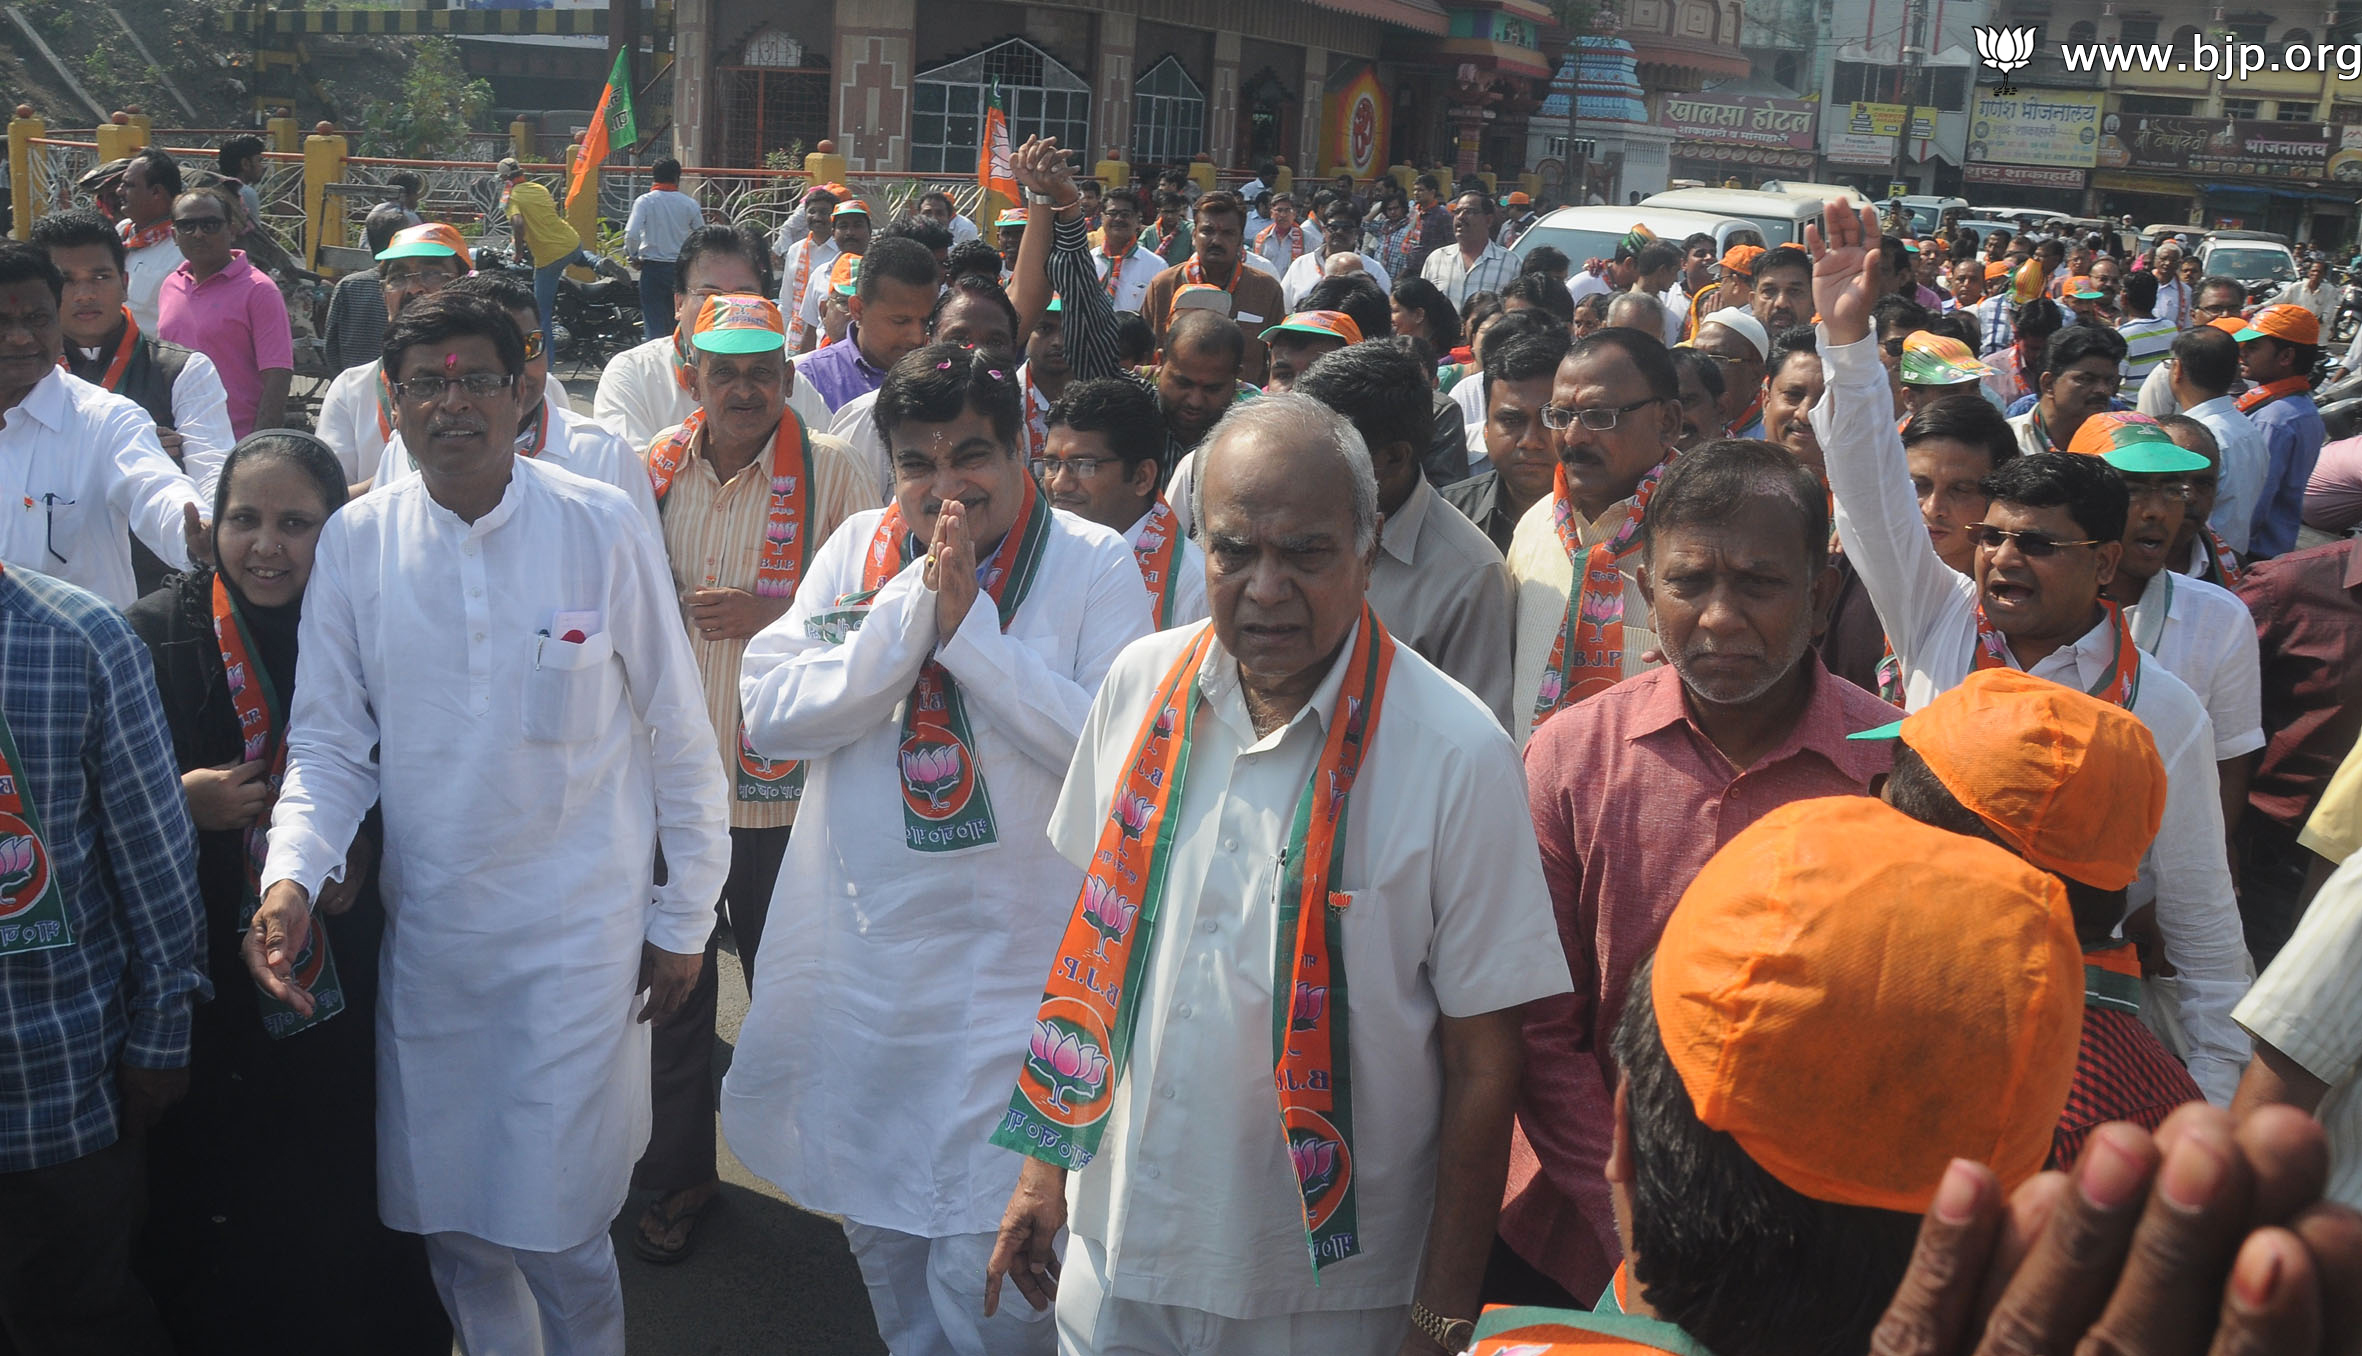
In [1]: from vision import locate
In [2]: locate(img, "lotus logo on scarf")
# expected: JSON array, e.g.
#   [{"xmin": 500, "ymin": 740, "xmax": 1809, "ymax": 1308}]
[
  {"xmin": 900, "ymin": 742, "xmax": 965, "ymax": 810},
  {"xmin": 1290, "ymin": 982, "xmax": 1328, "ymax": 1032},
  {"xmin": 0, "ymin": 819, "xmax": 48, "ymax": 919},
  {"xmin": 1535, "ymin": 670, "xmax": 1565, "ymax": 709},
  {"xmin": 0, "ymin": 835, "xmax": 34, "ymax": 899},
  {"xmin": 1081, "ymin": 878, "xmax": 1138, "ymax": 955},
  {"xmin": 1289, "ymin": 1131, "xmax": 1342, "ymax": 1202},
  {"xmin": 1113, "ymin": 791, "xmax": 1155, "ymax": 840},
  {"xmin": 1026, "ymin": 1017, "xmax": 1111, "ymax": 1112}
]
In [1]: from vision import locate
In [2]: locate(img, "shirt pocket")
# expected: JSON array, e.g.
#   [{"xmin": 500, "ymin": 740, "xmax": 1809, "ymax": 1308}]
[{"xmin": 521, "ymin": 630, "xmax": 620, "ymax": 743}]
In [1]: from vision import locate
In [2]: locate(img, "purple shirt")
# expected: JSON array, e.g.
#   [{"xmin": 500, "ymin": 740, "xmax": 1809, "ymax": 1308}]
[
  {"xmin": 157, "ymin": 251, "xmax": 292, "ymax": 439},
  {"xmin": 795, "ymin": 322, "xmax": 888, "ymax": 414}
]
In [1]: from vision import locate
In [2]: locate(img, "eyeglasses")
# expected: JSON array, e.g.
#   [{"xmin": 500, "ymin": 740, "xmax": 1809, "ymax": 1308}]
[
  {"xmin": 1030, "ymin": 455, "xmax": 1112, "ymax": 480},
  {"xmin": 1540, "ymin": 396, "xmax": 1663, "ymax": 431},
  {"xmin": 1963, "ymin": 523, "xmax": 2104, "ymax": 557},
  {"xmin": 523, "ymin": 329, "xmax": 545, "ymax": 362},
  {"xmin": 171, "ymin": 217, "xmax": 227, "ymax": 235},
  {"xmin": 2124, "ymin": 477, "xmax": 2193, "ymax": 502},
  {"xmin": 382, "ymin": 267, "xmax": 454, "ymax": 289},
  {"xmin": 393, "ymin": 372, "xmax": 517, "ymax": 403}
]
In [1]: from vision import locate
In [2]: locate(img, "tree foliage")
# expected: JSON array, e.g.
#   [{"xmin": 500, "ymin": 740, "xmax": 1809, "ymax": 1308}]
[{"xmin": 355, "ymin": 39, "xmax": 492, "ymax": 158}]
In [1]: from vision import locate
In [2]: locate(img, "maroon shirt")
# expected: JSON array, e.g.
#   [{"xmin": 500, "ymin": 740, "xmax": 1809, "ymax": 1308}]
[
  {"xmin": 2236, "ymin": 540, "xmax": 2362, "ymax": 828},
  {"xmin": 1502, "ymin": 659, "xmax": 1897, "ymax": 1299}
]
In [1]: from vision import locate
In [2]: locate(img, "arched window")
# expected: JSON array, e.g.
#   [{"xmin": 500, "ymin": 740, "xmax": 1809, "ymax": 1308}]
[
  {"xmin": 2171, "ymin": 23, "xmax": 2203, "ymax": 48},
  {"xmin": 910, "ymin": 39, "xmax": 1091, "ymax": 175},
  {"xmin": 2283, "ymin": 26, "xmax": 2315, "ymax": 46},
  {"xmin": 1132, "ymin": 56, "xmax": 1205, "ymax": 166},
  {"xmin": 2068, "ymin": 19, "xmax": 2098, "ymax": 42}
]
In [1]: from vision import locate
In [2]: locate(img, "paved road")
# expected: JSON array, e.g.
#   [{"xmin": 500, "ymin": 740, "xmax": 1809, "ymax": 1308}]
[{"xmin": 608, "ymin": 938, "xmax": 889, "ymax": 1355}]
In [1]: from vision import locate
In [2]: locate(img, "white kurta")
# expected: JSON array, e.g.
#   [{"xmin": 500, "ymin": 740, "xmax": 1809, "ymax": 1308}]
[
  {"xmin": 379, "ymin": 398, "xmax": 663, "ymax": 540},
  {"xmin": 315, "ymin": 359, "xmax": 391, "ymax": 484},
  {"xmin": 720, "ymin": 504, "xmax": 1153, "ymax": 1237},
  {"xmin": 261, "ymin": 457, "xmax": 730, "ymax": 1251},
  {"xmin": 1129, "ymin": 506, "xmax": 1208, "ymax": 631}
]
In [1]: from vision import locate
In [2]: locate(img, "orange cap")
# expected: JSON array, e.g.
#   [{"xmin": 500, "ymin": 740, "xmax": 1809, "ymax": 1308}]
[
  {"xmin": 2247, "ymin": 303, "xmax": 2321, "ymax": 346},
  {"xmin": 1984, "ymin": 260, "xmax": 2011, "ymax": 281},
  {"xmin": 1652, "ymin": 797, "xmax": 2082, "ymax": 1211},
  {"xmin": 1719, "ymin": 243, "xmax": 1765, "ymax": 276},
  {"xmin": 376, "ymin": 221, "xmax": 473, "ymax": 269},
  {"xmin": 1895, "ymin": 668, "xmax": 2167, "ymax": 889},
  {"xmin": 2209, "ymin": 315, "xmax": 2254, "ymax": 337}
]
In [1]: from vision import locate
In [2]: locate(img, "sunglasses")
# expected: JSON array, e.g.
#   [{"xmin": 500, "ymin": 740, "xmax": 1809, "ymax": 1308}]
[
  {"xmin": 172, "ymin": 216, "xmax": 228, "ymax": 235},
  {"xmin": 524, "ymin": 329, "xmax": 545, "ymax": 362},
  {"xmin": 1964, "ymin": 524, "xmax": 2104, "ymax": 557}
]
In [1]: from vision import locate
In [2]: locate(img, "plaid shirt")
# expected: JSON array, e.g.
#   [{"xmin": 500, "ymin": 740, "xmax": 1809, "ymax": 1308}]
[
  {"xmin": 0, "ymin": 565, "xmax": 205, "ymax": 1171},
  {"xmin": 1421, "ymin": 239, "xmax": 1522, "ymax": 310}
]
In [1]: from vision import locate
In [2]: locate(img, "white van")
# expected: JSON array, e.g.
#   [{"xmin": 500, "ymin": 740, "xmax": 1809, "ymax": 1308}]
[
  {"xmin": 1507, "ymin": 205, "xmax": 1768, "ymax": 271},
  {"xmin": 1636, "ymin": 188, "xmax": 1842, "ymax": 246},
  {"xmin": 1897, "ymin": 195, "xmax": 1970, "ymax": 236}
]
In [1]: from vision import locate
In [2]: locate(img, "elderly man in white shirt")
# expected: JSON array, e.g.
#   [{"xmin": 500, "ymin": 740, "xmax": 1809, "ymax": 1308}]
[
  {"xmin": 0, "ymin": 242, "xmax": 201, "ymax": 608},
  {"xmin": 982, "ymin": 394, "xmax": 1568, "ymax": 1356},
  {"xmin": 594, "ymin": 224, "xmax": 833, "ymax": 453},
  {"xmin": 720, "ymin": 342, "xmax": 1150, "ymax": 1356},
  {"xmin": 245, "ymin": 288, "xmax": 730, "ymax": 1356},
  {"xmin": 315, "ymin": 223, "xmax": 473, "ymax": 483},
  {"xmin": 1810, "ymin": 200, "xmax": 2254, "ymax": 1105},
  {"xmin": 1420, "ymin": 191, "xmax": 1520, "ymax": 309},
  {"xmin": 373, "ymin": 272, "xmax": 661, "ymax": 536}
]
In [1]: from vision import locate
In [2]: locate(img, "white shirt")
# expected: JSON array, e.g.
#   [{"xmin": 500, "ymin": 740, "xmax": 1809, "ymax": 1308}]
[
  {"xmin": 827, "ymin": 387, "xmax": 892, "ymax": 501},
  {"xmin": 591, "ymin": 334, "xmax": 835, "ymax": 457},
  {"xmin": 123, "ymin": 234, "xmax": 183, "ymax": 333},
  {"xmin": 2184, "ymin": 394, "xmax": 2270, "ymax": 555},
  {"xmin": 315, "ymin": 360, "xmax": 391, "ymax": 484},
  {"xmin": 378, "ymin": 397, "xmax": 662, "ymax": 540},
  {"xmin": 261, "ymin": 457, "xmax": 729, "ymax": 1250},
  {"xmin": 2154, "ymin": 275, "xmax": 2194, "ymax": 329},
  {"xmin": 1279, "ymin": 250, "xmax": 1393, "ymax": 311},
  {"xmin": 1565, "ymin": 271, "xmax": 1612, "ymax": 307},
  {"xmin": 1369, "ymin": 476, "xmax": 1516, "ymax": 727},
  {"xmin": 1814, "ymin": 328, "xmax": 2254, "ymax": 1103},
  {"xmin": 1047, "ymin": 621, "xmax": 1570, "ymax": 1317},
  {"xmin": 1241, "ymin": 250, "xmax": 1282, "ymax": 280},
  {"xmin": 73, "ymin": 340, "xmax": 235, "ymax": 502},
  {"xmin": 1252, "ymin": 220, "xmax": 1324, "ymax": 273},
  {"xmin": 2235, "ymin": 851, "xmax": 2362, "ymax": 1212},
  {"xmin": 2271, "ymin": 277, "xmax": 2339, "ymax": 328},
  {"xmin": 1093, "ymin": 242, "xmax": 1167, "ymax": 315},
  {"xmin": 1505, "ymin": 492, "xmax": 1659, "ymax": 748},
  {"xmin": 1651, "ymin": 286, "xmax": 1691, "ymax": 347},
  {"xmin": 2125, "ymin": 566, "xmax": 2265, "ymax": 762},
  {"xmin": 1129, "ymin": 504, "xmax": 1208, "ymax": 630},
  {"xmin": 0, "ymin": 368, "xmax": 199, "ymax": 607},
  {"xmin": 777, "ymin": 236, "xmax": 841, "ymax": 350},
  {"xmin": 719, "ymin": 505, "xmax": 1153, "ymax": 1237},
  {"xmin": 624, "ymin": 187, "xmax": 706, "ymax": 263},
  {"xmin": 1421, "ymin": 240, "xmax": 1521, "ymax": 310},
  {"xmin": 2135, "ymin": 361, "xmax": 2181, "ymax": 417}
]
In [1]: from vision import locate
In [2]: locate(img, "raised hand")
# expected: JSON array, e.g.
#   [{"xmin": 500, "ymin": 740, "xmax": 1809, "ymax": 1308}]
[
  {"xmin": 1009, "ymin": 136, "xmax": 1078, "ymax": 210},
  {"xmin": 1804, "ymin": 200, "xmax": 1885, "ymax": 347}
]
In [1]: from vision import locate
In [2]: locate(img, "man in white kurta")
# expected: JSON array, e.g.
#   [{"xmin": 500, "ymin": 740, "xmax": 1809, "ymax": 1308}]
[
  {"xmin": 1809, "ymin": 201, "xmax": 2253, "ymax": 1104},
  {"xmin": 251, "ymin": 290, "xmax": 729, "ymax": 1356},
  {"xmin": 720, "ymin": 343, "xmax": 1152, "ymax": 1356},
  {"xmin": 313, "ymin": 223, "xmax": 471, "ymax": 483},
  {"xmin": 982, "ymin": 396, "xmax": 1569, "ymax": 1356}
]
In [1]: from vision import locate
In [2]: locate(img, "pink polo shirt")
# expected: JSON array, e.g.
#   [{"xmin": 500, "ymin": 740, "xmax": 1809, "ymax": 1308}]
[
  {"xmin": 1501, "ymin": 659, "xmax": 1898, "ymax": 1300},
  {"xmin": 158, "ymin": 251, "xmax": 292, "ymax": 439}
]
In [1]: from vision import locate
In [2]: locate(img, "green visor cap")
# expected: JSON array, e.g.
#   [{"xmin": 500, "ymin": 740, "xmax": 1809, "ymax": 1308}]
[
  {"xmin": 2096, "ymin": 437, "xmax": 2211, "ymax": 474},
  {"xmin": 1845, "ymin": 718, "xmax": 1905, "ymax": 741},
  {"xmin": 692, "ymin": 327, "xmax": 787, "ymax": 354}
]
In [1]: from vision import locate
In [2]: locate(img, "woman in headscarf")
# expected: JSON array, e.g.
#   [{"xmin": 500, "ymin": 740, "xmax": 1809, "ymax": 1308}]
[{"xmin": 125, "ymin": 429, "xmax": 449, "ymax": 1355}]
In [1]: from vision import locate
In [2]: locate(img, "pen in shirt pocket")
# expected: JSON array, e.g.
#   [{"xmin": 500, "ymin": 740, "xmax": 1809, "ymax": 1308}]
[{"xmin": 534, "ymin": 628, "xmax": 550, "ymax": 671}]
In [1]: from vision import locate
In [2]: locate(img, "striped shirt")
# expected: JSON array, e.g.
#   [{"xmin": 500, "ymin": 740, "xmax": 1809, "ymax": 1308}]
[
  {"xmin": 1421, "ymin": 240, "xmax": 1521, "ymax": 310},
  {"xmin": 649, "ymin": 421, "xmax": 880, "ymax": 830},
  {"xmin": 2119, "ymin": 316, "xmax": 2176, "ymax": 384},
  {"xmin": 2235, "ymin": 852, "xmax": 2362, "ymax": 1210},
  {"xmin": 0, "ymin": 564, "xmax": 206, "ymax": 1171}
]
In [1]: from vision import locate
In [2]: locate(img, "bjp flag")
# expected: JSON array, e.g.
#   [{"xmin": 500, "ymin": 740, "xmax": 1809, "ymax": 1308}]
[
  {"xmin": 977, "ymin": 79, "xmax": 1019, "ymax": 204},
  {"xmin": 568, "ymin": 48, "xmax": 637, "ymax": 210}
]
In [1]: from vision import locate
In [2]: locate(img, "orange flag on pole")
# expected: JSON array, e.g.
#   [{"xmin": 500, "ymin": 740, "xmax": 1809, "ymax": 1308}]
[
  {"xmin": 977, "ymin": 79, "xmax": 1019, "ymax": 204},
  {"xmin": 568, "ymin": 47, "xmax": 637, "ymax": 210}
]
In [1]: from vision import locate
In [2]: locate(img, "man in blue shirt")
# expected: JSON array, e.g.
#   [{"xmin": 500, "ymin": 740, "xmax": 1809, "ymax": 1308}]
[
  {"xmin": 623, "ymin": 158, "xmax": 710, "ymax": 340},
  {"xmin": 0, "ymin": 561, "xmax": 205, "ymax": 1350},
  {"xmin": 2232, "ymin": 303, "xmax": 2326, "ymax": 559}
]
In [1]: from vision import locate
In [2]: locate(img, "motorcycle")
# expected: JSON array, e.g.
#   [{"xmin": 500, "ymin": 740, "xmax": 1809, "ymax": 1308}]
[
  {"xmin": 2338, "ymin": 269, "xmax": 2362, "ymax": 345},
  {"xmin": 470, "ymin": 245, "xmax": 640, "ymax": 365}
]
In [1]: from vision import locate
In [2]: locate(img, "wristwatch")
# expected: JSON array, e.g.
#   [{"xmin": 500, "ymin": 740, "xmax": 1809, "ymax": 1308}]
[{"xmin": 1410, "ymin": 1299, "xmax": 1476, "ymax": 1354}]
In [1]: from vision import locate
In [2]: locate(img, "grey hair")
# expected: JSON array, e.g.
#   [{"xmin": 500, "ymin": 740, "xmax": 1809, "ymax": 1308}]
[
  {"xmin": 1192, "ymin": 394, "xmax": 1380, "ymax": 556},
  {"xmin": 1605, "ymin": 291, "xmax": 1666, "ymax": 335}
]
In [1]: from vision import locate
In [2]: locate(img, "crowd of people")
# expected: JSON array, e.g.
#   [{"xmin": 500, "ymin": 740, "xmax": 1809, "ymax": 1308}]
[{"xmin": 11, "ymin": 131, "xmax": 2362, "ymax": 1356}]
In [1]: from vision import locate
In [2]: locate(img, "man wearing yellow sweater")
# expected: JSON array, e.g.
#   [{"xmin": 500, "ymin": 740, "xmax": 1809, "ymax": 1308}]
[{"xmin": 498, "ymin": 157, "xmax": 591, "ymax": 341}]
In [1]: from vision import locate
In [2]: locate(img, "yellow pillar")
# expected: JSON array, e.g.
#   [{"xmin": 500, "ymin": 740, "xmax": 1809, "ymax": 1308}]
[
  {"xmin": 267, "ymin": 115, "xmax": 300, "ymax": 154},
  {"xmin": 1187, "ymin": 160, "xmax": 1215, "ymax": 195},
  {"xmin": 1387, "ymin": 163, "xmax": 1416, "ymax": 193},
  {"xmin": 301, "ymin": 123, "xmax": 347, "ymax": 270},
  {"xmin": 123, "ymin": 109, "xmax": 151, "ymax": 148},
  {"xmin": 9, "ymin": 107, "xmax": 44, "ymax": 241},
  {"xmin": 801, "ymin": 149, "xmax": 848, "ymax": 188},
  {"xmin": 1093, "ymin": 156, "xmax": 1130, "ymax": 191},
  {"xmin": 1272, "ymin": 162, "xmax": 1292, "ymax": 193},
  {"xmin": 95, "ymin": 116, "xmax": 136, "ymax": 163},
  {"xmin": 1476, "ymin": 170, "xmax": 1497, "ymax": 193},
  {"xmin": 510, "ymin": 117, "xmax": 536, "ymax": 164},
  {"xmin": 563, "ymin": 144, "xmax": 599, "ymax": 277},
  {"xmin": 1518, "ymin": 172, "xmax": 1541, "ymax": 201}
]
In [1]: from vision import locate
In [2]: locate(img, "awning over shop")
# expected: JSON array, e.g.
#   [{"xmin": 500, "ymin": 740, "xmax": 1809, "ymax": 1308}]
[
  {"xmin": 2201, "ymin": 183, "xmax": 2360, "ymax": 203},
  {"xmin": 1302, "ymin": 0, "xmax": 1450, "ymax": 35}
]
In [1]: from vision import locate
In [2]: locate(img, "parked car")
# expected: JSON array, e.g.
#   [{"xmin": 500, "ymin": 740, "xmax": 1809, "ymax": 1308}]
[
  {"xmin": 1635, "ymin": 188, "xmax": 1837, "ymax": 247},
  {"xmin": 1507, "ymin": 205, "xmax": 1767, "ymax": 271},
  {"xmin": 1895, "ymin": 195, "xmax": 1970, "ymax": 236},
  {"xmin": 2198, "ymin": 234, "xmax": 2300, "ymax": 301}
]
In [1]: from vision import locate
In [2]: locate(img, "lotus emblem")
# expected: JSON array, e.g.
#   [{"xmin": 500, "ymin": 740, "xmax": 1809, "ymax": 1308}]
[
  {"xmin": 1536, "ymin": 670, "xmax": 1564, "ymax": 709},
  {"xmin": 1026, "ymin": 1018, "xmax": 1110, "ymax": 1112},
  {"xmin": 1113, "ymin": 791, "xmax": 1155, "ymax": 840},
  {"xmin": 1290, "ymin": 982, "xmax": 1328, "ymax": 1032},
  {"xmin": 1289, "ymin": 1131, "xmax": 1341, "ymax": 1201},
  {"xmin": 1976, "ymin": 26, "xmax": 2037, "ymax": 94},
  {"xmin": 899, "ymin": 742, "xmax": 964, "ymax": 810},
  {"xmin": 0, "ymin": 835, "xmax": 33, "ymax": 898},
  {"xmin": 1081, "ymin": 877, "xmax": 1138, "ymax": 955}
]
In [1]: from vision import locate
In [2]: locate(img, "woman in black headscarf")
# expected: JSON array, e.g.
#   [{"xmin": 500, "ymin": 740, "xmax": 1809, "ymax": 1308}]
[{"xmin": 125, "ymin": 430, "xmax": 449, "ymax": 1355}]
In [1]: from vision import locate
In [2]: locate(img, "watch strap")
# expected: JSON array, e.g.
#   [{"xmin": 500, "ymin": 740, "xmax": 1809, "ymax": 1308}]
[{"xmin": 1411, "ymin": 1299, "xmax": 1476, "ymax": 1353}]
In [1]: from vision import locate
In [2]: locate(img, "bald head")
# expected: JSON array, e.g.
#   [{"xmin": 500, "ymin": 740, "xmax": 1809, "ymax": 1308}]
[
  {"xmin": 1166, "ymin": 309, "xmax": 1245, "ymax": 368},
  {"xmin": 1196, "ymin": 395, "xmax": 1379, "ymax": 693},
  {"xmin": 1605, "ymin": 291, "xmax": 1666, "ymax": 337}
]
